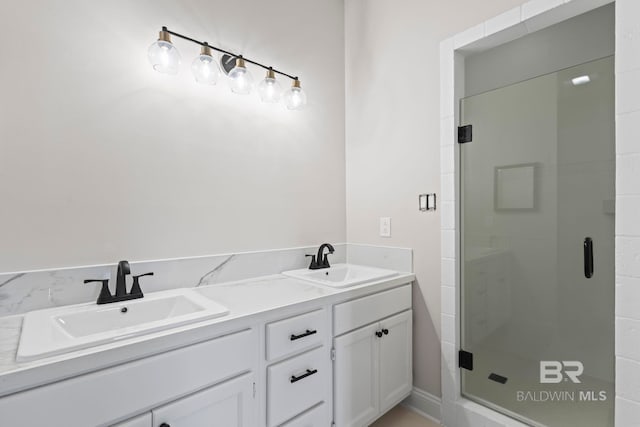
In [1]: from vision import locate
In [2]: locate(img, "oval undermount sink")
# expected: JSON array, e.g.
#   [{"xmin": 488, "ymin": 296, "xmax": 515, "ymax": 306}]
[
  {"xmin": 282, "ymin": 263, "xmax": 398, "ymax": 288},
  {"xmin": 17, "ymin": 288, "xmax": 229, "ymax": 362}
]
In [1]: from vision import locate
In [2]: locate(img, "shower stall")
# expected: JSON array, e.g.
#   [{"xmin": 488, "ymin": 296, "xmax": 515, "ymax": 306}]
[{"xmin": 458, "ymin": 54, "xmax": 615, "ymax": 426}]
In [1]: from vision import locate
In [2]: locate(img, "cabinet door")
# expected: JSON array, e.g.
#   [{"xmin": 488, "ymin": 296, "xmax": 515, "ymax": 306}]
[
  {"xmin": 378, "ymin": 310, "xmax": 412, "ymax": 413},
  {"xmin": 333, "ymin": 323, "xmax": 379, "ymax": 427},
  {"xmin": 152, "ymin": 373, "xmax": 254, "ymax": 427},
  {"xmin": 112, "ymin": 413, "xmax": 152, "ymax": 427}
]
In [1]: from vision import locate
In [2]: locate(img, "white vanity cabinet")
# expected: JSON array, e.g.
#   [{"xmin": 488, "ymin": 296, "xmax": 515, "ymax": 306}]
[
  {"xmin": 264, "ymin": 308, "xmax": 332, "ymax": 427},
  {"xmin": 152, "ymin": 372, "xmax": 255, "ymax": 427},
  {"xmin": 113, "ymin": 373, "xmax": 254, "ymax": 427},
  {"xmin": 332, "ymin": 285, "xmax": 413, "ymax": 427},
  {"xmin": 113, "ymin": 413, "xmax": 153, "ymax": 427},
  {"xmin": 0, "ymin": 328, "xmax": 257, "ymax": 427}
]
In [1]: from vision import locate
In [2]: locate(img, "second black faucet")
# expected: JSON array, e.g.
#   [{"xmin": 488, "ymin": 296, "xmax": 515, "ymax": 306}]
[{"xmin": 306, "ymin": 243, "xmax": 335, "ymax": 270}]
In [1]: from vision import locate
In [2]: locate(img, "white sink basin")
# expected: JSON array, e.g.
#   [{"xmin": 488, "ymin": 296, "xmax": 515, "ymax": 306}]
[
  {"xmin": 17, "ymin": 289, "xmax": 229, "ymax": 362},
  {"xmin": 282, "ymin": 263, "xmax": 398, "ymax": 288}
]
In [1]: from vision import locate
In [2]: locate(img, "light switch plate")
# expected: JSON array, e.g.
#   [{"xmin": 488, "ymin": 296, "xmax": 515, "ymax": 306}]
[{"xmin": 379, "ymin": 217, "xmax": 391, "ymax": 237}]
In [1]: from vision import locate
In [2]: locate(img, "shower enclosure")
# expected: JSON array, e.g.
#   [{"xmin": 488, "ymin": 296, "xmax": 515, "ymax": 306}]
[{"xmin": 459, "ymin": 56, "xmax": 615, "ymax": 427}]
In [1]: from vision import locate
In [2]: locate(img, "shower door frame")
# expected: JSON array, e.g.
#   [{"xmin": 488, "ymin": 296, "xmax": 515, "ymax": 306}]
[{"xmin": 437, "ymin": 1, "xmax": 626, "ymax": 426}]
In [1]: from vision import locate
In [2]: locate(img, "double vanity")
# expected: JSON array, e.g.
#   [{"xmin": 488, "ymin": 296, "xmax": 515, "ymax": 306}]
[{"xmin": 0, "ymin": 246, "xmax": 414, "ymax": 427}]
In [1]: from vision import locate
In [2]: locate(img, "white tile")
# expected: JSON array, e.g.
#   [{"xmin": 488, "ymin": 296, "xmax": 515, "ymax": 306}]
[
  {"xmin": 440, "ymin": 38, "xmax": 455, "ymax": 119},
  {"xmin": 617, "ymin": 111, "xmax": 640, "ymax": 155},
  {"xmin": 441, "ymin": 230, "xmax": 456, "ymax": 259},
  {"xmin": 441, "ymin": 173, "xmax": 455, "ymax": 202},
  {"xmin": 440, "ymin": 145, "xmax": 454, "ymax": 174},
  {"xmin": 616, "ymin": 237, "xmax": 640, "ymax": 278},
  {"xmin": 618, "ymin": 196, "xmax": 640, "ymax": 237},
  {"xmin": 522, "ymin": 0, "xmax": 564, "ymax": 21},
  {"xmin": 617, "ymin": 68, "xmax": 640, "ymax": 115},
  {"xmin": 617, "ymin": 276, "xmax": 640, "ymax": 321},
  {"xmin": 485, "ymin": 7, "xmax": 522, "ymax": 36},
  {"xmin": 441, "ymin": 399, "xmax": 458, "ymax": 427},
  {"xmin": 617, "ymin": 317, "xmax": 640, "ymax": 362},
  {"xmin": 617, "ymin": 154, "xmax": 640, "ymax": 195},
  {"xmin": 441, "ymin": 314, "xmax": 456, "ymax": 344},
  {"xmin": 442, "ymin": 258, "xmax": 456, "ymax": 287},
  {"xmin": 617, "ymin": 357, "xmax": 640, "ymax": 402},
  {"xmin": 441, "ymin": 116, "xmax": 455, "ymax": 148},
  {"xmin": 616, "ymin": 0, "xmax": 640, "ymax": 73},
  {"xmin": 441, "ymin": 285, "xmax": 455, "ymax": 315},
  {"xmin": 615, "ymin": 397, "xmax": 640, "ymax": 427},
  {"xmin": 454, "ymin": 23, "xmax": 485, "ymax": 50},
  {"xmin": 441, "ymin": 341, "xmax": 457, "ymax": 375},
  {"xmin": 441, "ymin": 201, "xmax": 455, "ymax": 230}
]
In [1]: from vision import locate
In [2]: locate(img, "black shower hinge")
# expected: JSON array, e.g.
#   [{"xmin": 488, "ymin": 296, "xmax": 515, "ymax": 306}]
[
  {"xmin": 458, "ymin": 125, "xmax": 472, "ymax": 143},
  {"xmin": 459, "ymin": 349, "xmax": 474, "ymax": 371}
]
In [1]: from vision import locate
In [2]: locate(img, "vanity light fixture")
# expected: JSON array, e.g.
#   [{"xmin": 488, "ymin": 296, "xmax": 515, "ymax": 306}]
[
  {"xmin": 257, "ymin": 68, "xmax": 283, "ymax": 103},
  {"xmin": 148, "ymin": 27, "xmax": 306, "ymax": 109},
  {"xmin": 283, "ymin": 79, "xmax": 307, "ymax": 110},
  {"xmin": 228, "ymin": 56, "xmax": 254, "ymax": 95},
  {"xmin": 147, "ymin": 28, "xmax": 181, "ymax": 75},
  {"xmin": 191, "ymin": 42, "xmax": 220, "ymax": 85}
]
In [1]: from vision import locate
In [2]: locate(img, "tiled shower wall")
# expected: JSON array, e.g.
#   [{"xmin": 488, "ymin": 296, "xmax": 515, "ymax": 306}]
[
  {"xmin": 440, "ymin": 0, "xmax": 640, "ymax": 425},
  {"xmin": 613, "ymin": 0, "xmax": 640, "ymax": 423}
]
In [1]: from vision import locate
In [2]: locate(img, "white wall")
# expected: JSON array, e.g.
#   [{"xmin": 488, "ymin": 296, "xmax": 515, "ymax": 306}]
[
  {"xmin": 0, "ymin": 0, "xmax": 345, "ymax": 272},
  {"xmin": 344, "ymin": 0, "xmax": 528, "ymax": 398}
]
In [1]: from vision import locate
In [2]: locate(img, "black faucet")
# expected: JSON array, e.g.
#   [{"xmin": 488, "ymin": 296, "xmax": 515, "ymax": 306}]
[
  {"xmin": 306, "ymin": 243, "xmax": 335, "ymax": 270},
  {"xmin": 84, "ymin": 260, "xmax": 153, "ymax": 304}
]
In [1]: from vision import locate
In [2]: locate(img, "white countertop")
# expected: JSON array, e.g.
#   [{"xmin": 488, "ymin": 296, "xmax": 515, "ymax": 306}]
[{"xmin": 0, "ymin": 271, "xmax": 414, "ymax": 398}]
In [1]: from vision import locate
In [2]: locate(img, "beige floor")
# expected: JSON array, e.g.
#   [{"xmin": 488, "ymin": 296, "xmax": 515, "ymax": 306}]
[{"xmin": 370, "ymin": 405, "xmax": 440, "ymax": 427}]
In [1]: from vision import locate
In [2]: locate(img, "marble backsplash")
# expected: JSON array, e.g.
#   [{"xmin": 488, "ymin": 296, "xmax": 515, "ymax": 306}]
[
  {"xmin": 0, "ymin": 245, "xmax": 344, "ymax": 317},
  {"xmin": 0, "ymin": 244, "xmax": 412, "ymax": 317}
]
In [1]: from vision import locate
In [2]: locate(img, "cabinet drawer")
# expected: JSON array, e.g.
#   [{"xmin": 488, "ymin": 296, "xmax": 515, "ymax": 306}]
[
  {"xmin": 333, "ymin": 285, "xmax": 411, "ymax": 336},
  {"xmin": 267, "ymin": 347, "xmax": 326, "ymax": 427},
  {"xmin": 281, "ymin": 403, "xmax": 328, "ymax": 427},
  {"xmin": 266, "ymin": 309, "xmax": 326, "ymax": 361}
]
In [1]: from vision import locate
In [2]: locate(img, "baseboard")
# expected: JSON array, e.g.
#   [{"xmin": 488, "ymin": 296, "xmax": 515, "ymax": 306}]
[{"xmin": 402, "ymin": 387, "xmax": 442, "ymax": 424}]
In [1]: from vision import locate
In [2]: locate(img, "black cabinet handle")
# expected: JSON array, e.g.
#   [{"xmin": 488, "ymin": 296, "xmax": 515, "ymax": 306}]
[
  {"xmin": 290, "ymin": 369, "xmax": 318, "ymax": 383},
  {"xmin": 375, "ymin": 331, "xmax": 383, "ymax": 338},
  {"xmin": 382, "ymin": 328, "xmax": 389, "ymax": 335},
  {"xmin": 159, "ymin": 423, "xmax": 171, "ymax": 427},
  {"xmin": 584, "ymin": 237, "xmax": 594, "ymax": 279},
  {"xmin": 290, "ymin": 329, "xmax": 317, "ymax": 341}
]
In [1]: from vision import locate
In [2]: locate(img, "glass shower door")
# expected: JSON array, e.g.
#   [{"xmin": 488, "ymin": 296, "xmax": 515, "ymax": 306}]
[{"xmin": 460, "ymin": 56, "xmax": 615, "ymax": 427}]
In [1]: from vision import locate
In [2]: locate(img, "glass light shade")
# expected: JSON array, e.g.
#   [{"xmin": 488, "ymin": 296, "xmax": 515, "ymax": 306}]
[
  {"xmin": 283, "ymin": 80, "xmax": 307, "ymax": 110},
  {"xmin": 148, "ymin": 35, "xmax": 181, "ymax": 75},
  {"xmin": 228, "ymin": 58, "xmax": 253, "ymax": 94},
  {"xmin": 257, "ymin": 70, "xmax": 282, "ymax": 103},
  {"xmin": 191, "ymin": 48, "xmax": 220, "ymax": 85}
]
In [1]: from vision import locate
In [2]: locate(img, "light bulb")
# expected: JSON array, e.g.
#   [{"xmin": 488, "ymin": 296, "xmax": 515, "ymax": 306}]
[
  {"xmin": 228, "ymin": 57, "xmax": 254, "ymax": 95},
  {"xmin": 283, "ymin": 79, "xmax": 307, "ymax": 110},
  {"xmin": 191, "ymin": 44, "xmax": 220, "ymax": 85},
  {"xmin": 148, "ymin": 29, "xmax": 181, "ymax": 75},
  {"xmin": 257, "ymin": 69, "xmax": 283, "ymax": 103}
]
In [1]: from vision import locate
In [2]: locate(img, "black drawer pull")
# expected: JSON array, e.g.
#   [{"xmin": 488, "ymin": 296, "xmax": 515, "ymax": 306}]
[
  {"xmin": 382, "ymin": 328, "xmax": 389, "ymax": 335},
  {"xmin": 290, "ymin": 369, "xmax": 318, "ymax": 383},
  {"xmin": 375, "ymin": 330, "xmax": 383, "ymax": 338},
  {"xmin": 290, "ymin": 329, "xmax": 317, "ymax": 341}
]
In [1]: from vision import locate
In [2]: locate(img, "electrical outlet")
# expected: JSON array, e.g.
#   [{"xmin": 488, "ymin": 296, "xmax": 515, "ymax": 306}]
[{"xmin": 379, "ymin": 217, "xmax": 391, "ymax": 237}]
